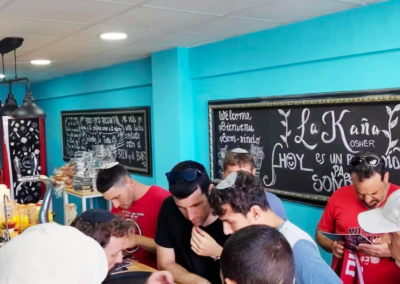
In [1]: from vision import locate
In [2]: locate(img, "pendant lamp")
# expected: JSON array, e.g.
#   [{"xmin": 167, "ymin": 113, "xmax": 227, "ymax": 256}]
[{"xmin": 0, "ymin": 37, "xmax": 46, "ymax": 118}]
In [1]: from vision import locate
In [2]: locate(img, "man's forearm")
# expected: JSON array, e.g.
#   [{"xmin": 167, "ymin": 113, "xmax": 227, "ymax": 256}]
[
  {"xmin": 316, "ymin": 231, "xmax": 333, "ymax": 253},
  {"xmin": 136, "ymin": 235, "xmax": 157, "ymax": 254},
  {"xmin": 159, "ymin": 262, "xmax": 210, "ymax": 284}
]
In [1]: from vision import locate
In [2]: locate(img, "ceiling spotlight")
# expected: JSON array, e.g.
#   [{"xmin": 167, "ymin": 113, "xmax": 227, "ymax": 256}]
[
  {"xmin": 31, "ymin": 59, "xmax": 51, "ymax": 65},
  {"xmin": 100, "ymin": 33, "xmax": 127, "ymax": 40},
  {"xmin": 0, "ymin": 74, "xmax": 5, "ymax": 78}
]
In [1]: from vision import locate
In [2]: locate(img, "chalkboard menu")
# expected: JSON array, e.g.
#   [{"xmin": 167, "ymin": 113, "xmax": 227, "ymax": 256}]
[
  {"xmin": 209, "ymin": 89, "xmax": 400, "ymax": 206},
  {"xmin": 61, "ymin": 107, "xmax": 152, "ymax": 176},
  {"xmin": 8, "ymin": 118, "xmax": 43, "ymax": 204}
]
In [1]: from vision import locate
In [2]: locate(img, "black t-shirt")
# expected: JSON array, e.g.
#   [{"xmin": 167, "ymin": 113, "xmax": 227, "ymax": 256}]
[{"xmin": 155, "ymin": 196, "xmax": 229, "ymax": 284}]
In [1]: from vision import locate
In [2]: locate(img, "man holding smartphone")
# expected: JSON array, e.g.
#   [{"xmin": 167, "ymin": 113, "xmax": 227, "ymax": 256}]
[{"xmin": 316, "ymin": 151, "xmax": 400, "ymax": 283}]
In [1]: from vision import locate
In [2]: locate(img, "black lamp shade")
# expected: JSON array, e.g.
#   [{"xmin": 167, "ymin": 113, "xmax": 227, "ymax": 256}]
[
  {"xmin": 12, "ymin": 92, "xmax": 46, "ymax": 118},
  {"xmin": 0, "ymin": 94, "xmax": 19, "ymax": 116}
]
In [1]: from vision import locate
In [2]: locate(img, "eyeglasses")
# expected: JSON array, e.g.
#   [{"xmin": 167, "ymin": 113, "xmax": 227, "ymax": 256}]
[
  {"xmin": 165, "ymin": 168, "xmax": 203, "ymax": 185},
  {"xmin": 350, "ymin": 156, "xmax": 381, "ymax": 167}
]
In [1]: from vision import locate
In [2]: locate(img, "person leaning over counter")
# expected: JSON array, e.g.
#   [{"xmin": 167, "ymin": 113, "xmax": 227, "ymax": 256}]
[
  {"xmin": 220, "ymin": 225, "xmax": 295, "ymax": 284},
  {"xmin": 358, "ymin": 189, "xmax": 400, "ymax": 268},
  {"xmin": 208, "ymin": 171, "xmax": 341, "ymax": 284},
  {"xmin": 71, "ymin": 209, "xmax": 136, "ymax": 271},
  {"xmin": 96, "ymin": 162, "xmax": 170, "ymax": 269},
  {"xmin": 155, "ymin": 161, "xmax": 229, "ymax": 284},
  {"xmin": 222, "ymin": 148, "xmax": 287, "ymax": 220},
  {"xmin": 71, "ymin": 209, "xmax": 174, "ymax": 284},
  {"xmin": 316, "ymin": 150, "xmax": 400, "ymax": 283}
]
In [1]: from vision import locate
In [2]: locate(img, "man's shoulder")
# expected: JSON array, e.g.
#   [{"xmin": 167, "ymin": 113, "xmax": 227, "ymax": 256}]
[
  {"xmin": 149, "ymin": 185, "xmax": 171, "ymax": 198},
  {"xmin": 328, "ymin": 184, "xmax": 355, "ymax": 203},
  {"xmin": 279, "ymin": 221, "xmax": 316, "ymax": 248}
]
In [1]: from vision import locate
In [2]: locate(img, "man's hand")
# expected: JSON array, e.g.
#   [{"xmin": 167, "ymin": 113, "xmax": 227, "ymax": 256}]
[
  {"xmin": 190, "ymin": 226, "xmax": 223, "ymax": 259},
  {"xmin": 146, "ymin": 271, "xmax": 174, "ymax": 284},
  {"xmin": 357, "ymin": 237, "xmax": 392, "ymax": 258},
  {"xmin": 332, "ymin": 241, "xmax": 345, "ymax": 259}
]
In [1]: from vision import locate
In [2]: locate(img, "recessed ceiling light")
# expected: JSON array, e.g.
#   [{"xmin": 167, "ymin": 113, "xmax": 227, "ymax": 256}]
[
  {"xmin": 0, "ymin": 74, "xmax": 5, "ymax": 79},
  {"xmin": 31, "ymin": 59, "xmax": 51, "ymax": 65},
  {"xmin": 100, "ymin": 32, "xmax": 127, "ymax": 40}
]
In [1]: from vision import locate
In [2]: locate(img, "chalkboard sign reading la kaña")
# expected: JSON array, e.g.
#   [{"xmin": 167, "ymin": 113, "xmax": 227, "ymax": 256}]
[
  {"xmin": 209, "ymin": 89, "xmax": 400, "ymax": 206},
  {"xmin": 61, "ymin": 107, "xmax": 152, "ymax": 176}
]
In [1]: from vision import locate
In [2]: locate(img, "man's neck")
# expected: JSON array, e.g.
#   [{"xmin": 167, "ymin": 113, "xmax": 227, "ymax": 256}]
[
  {"xmin": 202, "ymin": 211, "xmax": 218, "ymax": 227},
  {"xmin": 260, "ymin": 210, "xmax": 284, "ymax": 229},
  {"xmin": 132, "ymin": 180, "xmax": 150, "ymax": 202}
]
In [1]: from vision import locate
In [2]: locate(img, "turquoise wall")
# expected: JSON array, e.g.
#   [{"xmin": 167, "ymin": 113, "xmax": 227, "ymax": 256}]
[
  {"xmin": 31, "ymin": 58, "xmax": 154, "ymax": 221},
  {"xmin": 27, "ymin": 0, "xmax": 400, "ymax": 265}
]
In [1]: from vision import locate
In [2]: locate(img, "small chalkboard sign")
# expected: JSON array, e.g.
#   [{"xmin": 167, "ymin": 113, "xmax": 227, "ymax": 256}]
[
  {"xmin": 209, "ymin": 88, "xmax": 400, "ymax": 206},
  {"xmin": 61, "ymin": 107, "xmax": 152, "ymax": 176}
]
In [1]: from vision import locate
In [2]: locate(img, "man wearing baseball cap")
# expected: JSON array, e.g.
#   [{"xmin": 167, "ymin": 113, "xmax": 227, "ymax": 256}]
[{"xmin": 358, "ymin": 189, "xmax": 400, "ymax": 268}]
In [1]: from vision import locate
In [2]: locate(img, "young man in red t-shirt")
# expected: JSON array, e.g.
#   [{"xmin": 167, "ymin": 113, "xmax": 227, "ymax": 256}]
[
  {"xmin": 317, "ymin": 151, "xmax": 400, "ymax": 284},
  {"xmin": 96, "ymin": 162, "xmax": 170, "ymax": 269}
]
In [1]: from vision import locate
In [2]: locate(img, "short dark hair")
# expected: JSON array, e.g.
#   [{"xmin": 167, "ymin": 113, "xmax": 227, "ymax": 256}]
[
  {"xmin": 96, "ymin": 164, "xmax": 129, "ymax": 193},
  {"xmin": 349, "ymin": 150, "xmax": 387, "ymax": 182},
  {"xmin": 220, "ymin": 225, "xmax": 295, "ymax": 284},
  {"xmin": 71, "ymin": 214, "xmax": 135, "ymax": 248},
  {"xmin": 208, "ymin": 170, "xmax": 269, "ymax": 217},
  {"xmin": 223, "ymin": 151, "xmax": 255, "ymax": 171},
  {"xmin": 168, "ymin": 160, "xmax": 210, "ymax": 199}
]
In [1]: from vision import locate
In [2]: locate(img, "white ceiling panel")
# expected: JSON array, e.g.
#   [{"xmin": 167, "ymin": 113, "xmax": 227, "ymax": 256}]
[
  {"xmin": 0, "ymin": 36, "xmax": 57, "ymax": 56},
  {"xmin": 103, "ymin": 6, "xmax": 219, "ymax": 31},
  {"xmin": 71, "ymin": 25, "xmax": 165, "ymax": 45},
  {"xmin": 183, "ymin": 17, "xmax": 281, "ymax": 37},
  {"xmin": 232, "ymin": 0, "xmax": 358, "ymax": 23},
  {"xmin": 92, "ymin": 0, "xmax": 149, "ymax": 5},
  {"xmin": 0, "ymin": 17, "xmax": 86, "ymax": 38},
  {"xmin": 16, "ymin": 49, "xmax": 101, "ymax": 65},
  {"xmin": 143, "ymin": 32, "xmax": 227, "ymax": 47},
  {"xmin": 144, "ymin": 0, "xmax": 275, "ymax": 15},
  {"xmin": 0, "ymin": 0, "xmax": 132, "ymax": 24},
  {"xmin": 109, "ymin": 41, "xmax": 172, "ymax": 55},
  {"xmin": 0, "ymin": 0, "xmax": 387, "ymax": 81}
]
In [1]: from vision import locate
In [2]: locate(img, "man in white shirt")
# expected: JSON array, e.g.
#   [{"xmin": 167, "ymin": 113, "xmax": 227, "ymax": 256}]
[{"xmin": 208, "ymin": 171, "xmax": 341, "ymax": 284}]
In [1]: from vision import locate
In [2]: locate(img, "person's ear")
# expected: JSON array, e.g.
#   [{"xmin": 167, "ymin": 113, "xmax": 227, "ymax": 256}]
[
  {"xmin": 251, "ymin": 168, "xmax": 256, "ymax": 176},
  {"xmin": 384, "ymin": 172, "xmax": 389, "ymax": 184},
  {"xmin": 209, "ymin": 184, "xmax": 215, "ymax": 194},
  {"xmin": 225, "ymin": 278, "xmax": 237, "ymax": 284},
  {"xmin": 249, "ymin": 205, "xmax": 263, "ymax": 221}
]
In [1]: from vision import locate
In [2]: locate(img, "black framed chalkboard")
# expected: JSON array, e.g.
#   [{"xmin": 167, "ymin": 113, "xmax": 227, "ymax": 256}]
[
  {"xmin": 209, "ymin": 88, "xmax": 400, "ymax": 207},
  {"xmin": 61, "ymin": 107, "xmax": 152, "ymax": 176}
]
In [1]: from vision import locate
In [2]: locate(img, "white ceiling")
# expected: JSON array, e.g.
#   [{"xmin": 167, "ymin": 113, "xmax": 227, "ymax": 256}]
[{"xmin": 0, "ymin": 0, "xmax": 386, "ymax": 82}]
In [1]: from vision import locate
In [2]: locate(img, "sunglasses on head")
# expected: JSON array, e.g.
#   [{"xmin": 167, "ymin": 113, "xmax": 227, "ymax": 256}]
[
  {"xmin": 350, "ymin": 155, "xmax": 381, "ymax": 167},
  {"xmin": 165, "ymin": 168, "xmax": 203, "ymax": 185}
]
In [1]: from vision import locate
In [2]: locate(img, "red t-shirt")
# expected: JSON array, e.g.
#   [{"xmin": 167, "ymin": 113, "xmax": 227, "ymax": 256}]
[
  {"xmin": 318, "ymin": 183, "xmax": 400, "ymax": 284},
  {"xmin": 111, "ymin": 185, "xmax": 170, "ymax": 269}
]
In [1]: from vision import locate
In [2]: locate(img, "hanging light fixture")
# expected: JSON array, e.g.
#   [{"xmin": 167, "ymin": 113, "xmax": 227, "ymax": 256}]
[
  {"xmin": 0, "ymin": 82, "xmax": 18, "ymax": 116},
  {"xmin": 0, "ymin": 53, "xmax": 18, "ymax": 116},
  {"xmin": 0, "ymin": 37, "xmax": 46, "ymax": 118}
]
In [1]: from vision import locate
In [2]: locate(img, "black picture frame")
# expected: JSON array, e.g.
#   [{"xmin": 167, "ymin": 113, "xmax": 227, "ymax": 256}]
[
  {"xmin": 209, "ymin": 88, "xmax": 400, "ymax": 207},
  {"xmin": 61, "ymin": 106, "xmax": 152, "ymax": 177}
]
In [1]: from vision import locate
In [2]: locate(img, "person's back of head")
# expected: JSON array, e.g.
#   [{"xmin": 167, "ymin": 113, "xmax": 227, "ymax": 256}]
[
  {"xmin": 96, "ymin": 163, "xmax": 130, "ymax": 194},
  {"xmin": 0, "ymin": 223, "xmax": 108, "ymax": 284},
  {"xmin": 209, "ymin": 170, "xmax": 269, "ymax": 217},
  {"xmin": 166, "ymin": 160, "xmax": 210, "ymax": 199},
  {"xmin": 220, "ymin": 225, "xmax": 295, "ymax": 284}
]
